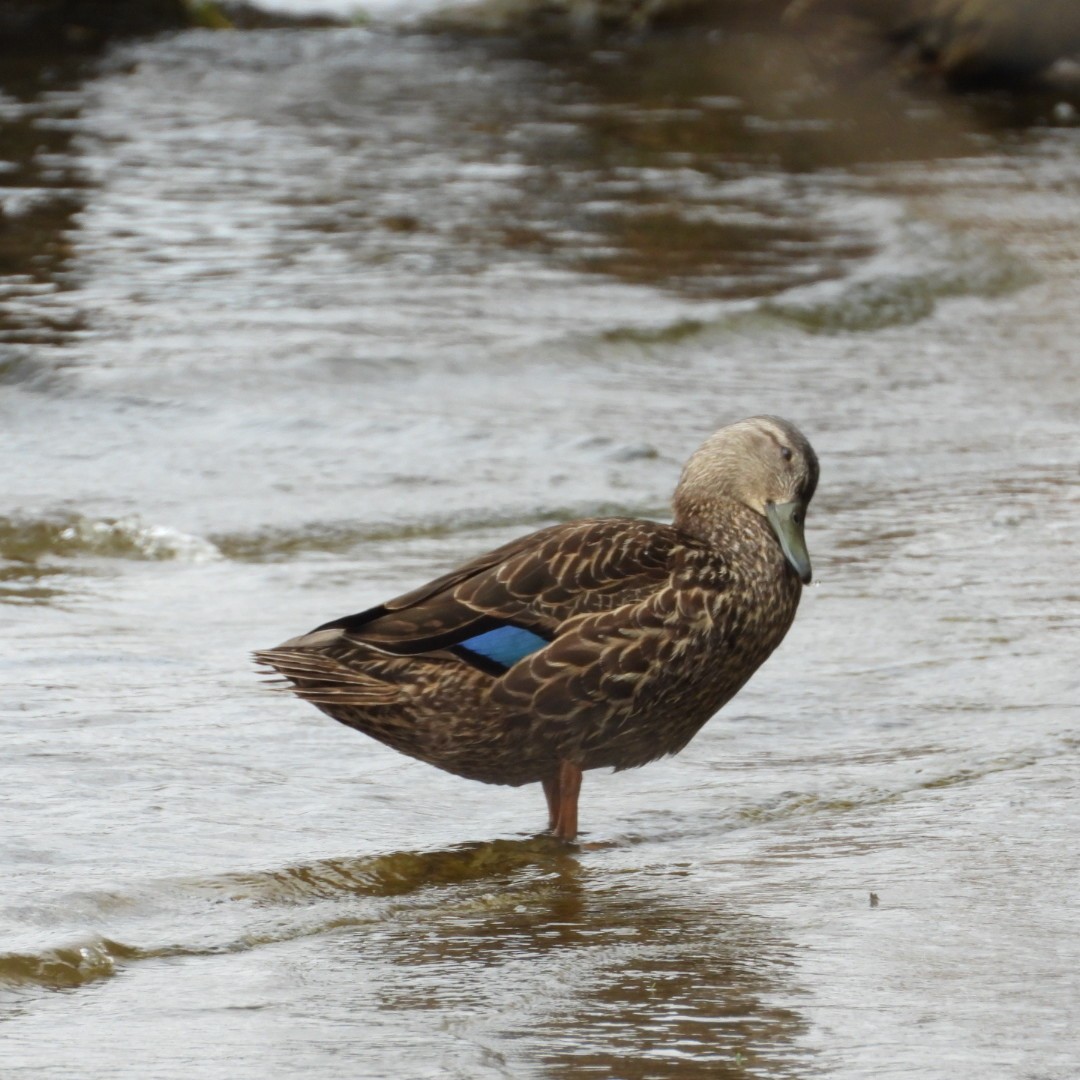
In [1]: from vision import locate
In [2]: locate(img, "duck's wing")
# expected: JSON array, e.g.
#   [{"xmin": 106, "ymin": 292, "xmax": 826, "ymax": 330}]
[{"xmin": 275, "ymin": 518, "xmax": 684, "ymax": 676}]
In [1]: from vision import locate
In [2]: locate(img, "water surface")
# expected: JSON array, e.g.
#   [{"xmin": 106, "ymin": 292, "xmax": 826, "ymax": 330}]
[{"xmin": 1, "ymin": 12, "xmax": 1078, "ymax": 1079}]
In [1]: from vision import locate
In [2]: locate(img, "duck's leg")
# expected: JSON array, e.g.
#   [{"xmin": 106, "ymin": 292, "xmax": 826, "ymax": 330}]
[
  {"xmin": 542, "ymin": 772, "xmax": 561, "ymax": 832},
  {"xmin": 553, "ymin": 759, "xmax": 582, "ymax": 842}
]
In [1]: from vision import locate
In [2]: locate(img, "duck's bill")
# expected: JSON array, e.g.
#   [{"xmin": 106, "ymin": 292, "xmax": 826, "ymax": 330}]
[{"xmin": 766, "ymin": 500, "xmax": 812, "ymax": 584}]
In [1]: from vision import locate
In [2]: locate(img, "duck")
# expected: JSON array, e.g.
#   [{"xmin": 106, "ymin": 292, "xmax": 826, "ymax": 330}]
[{"xmin": 255, "ymin": 415, "xmax": 819, "ymax": 841}]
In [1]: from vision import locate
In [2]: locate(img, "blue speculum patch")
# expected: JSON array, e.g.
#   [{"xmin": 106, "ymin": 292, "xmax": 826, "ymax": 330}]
[{"xmin": 458, "ymin": 624, "xmax": 549, "ymax": 668}]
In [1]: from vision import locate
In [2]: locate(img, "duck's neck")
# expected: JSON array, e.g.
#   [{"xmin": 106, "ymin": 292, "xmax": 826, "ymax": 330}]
[{"xmin": 673, "ymin": 493, "xmax": 776, "ymax": 562}]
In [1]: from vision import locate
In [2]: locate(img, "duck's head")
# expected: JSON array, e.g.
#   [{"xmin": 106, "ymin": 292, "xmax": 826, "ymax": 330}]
[{"xmin": 673, "ymin": 415, "xmax": 819, "ymax": 584}]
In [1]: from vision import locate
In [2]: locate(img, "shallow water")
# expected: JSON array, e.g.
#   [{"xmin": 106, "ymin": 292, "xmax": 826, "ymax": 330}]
[{"xmin": 2, "ymin": 11, "xmax": 1079, "ymax": 1079}]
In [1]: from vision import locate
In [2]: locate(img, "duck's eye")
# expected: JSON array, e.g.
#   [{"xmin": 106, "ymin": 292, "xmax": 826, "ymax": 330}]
[{"xmin": 780, "ymin": 446, "xmax": 793, "ymax": 461}]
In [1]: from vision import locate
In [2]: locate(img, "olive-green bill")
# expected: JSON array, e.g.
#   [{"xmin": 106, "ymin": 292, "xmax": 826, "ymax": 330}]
[{"xmin": 766, "ymin": 500, "xmax": 812, "ymax": 584}]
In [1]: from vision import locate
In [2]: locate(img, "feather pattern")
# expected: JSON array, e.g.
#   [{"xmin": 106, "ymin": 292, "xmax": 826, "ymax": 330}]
[{"xmin": 255, "ymin": 415, "xmax": 819, "ymax": 838}]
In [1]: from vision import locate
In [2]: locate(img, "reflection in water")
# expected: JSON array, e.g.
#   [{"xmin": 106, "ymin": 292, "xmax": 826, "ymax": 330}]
[
  {"xmin": 314, "ymin": 842, "xmax": 805, "ymax": 1078},
  {"xmin": 218, "ymin": 835, "xmax": 578, "ymax": 902},
  {"xmin": 3, "ymin": 836, "xmax": 806, "ymax": 1077},
  {"xmin": 485, "ymin": 29, "xmax": 993, "ymax": 299},
  {"xmin": 0, "ymin": 57, "xmax": 90, "ymax": 358},
  {"xmin": 0, "ymin": 23, "xmax": 1044, "ymax": 372},
  {"xmin": 0, "ymin": 561, "xmax": 68, "ymax": 605}
]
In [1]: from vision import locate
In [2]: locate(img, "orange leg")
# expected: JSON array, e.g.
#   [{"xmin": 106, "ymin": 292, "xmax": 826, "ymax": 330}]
[
  {"xmin": 556, "ymin": 760, "xmax": 582, "ymax": 841},
  {"xmin": 548, "ymin": 760, "xmax": 582, "ymax": 842}
]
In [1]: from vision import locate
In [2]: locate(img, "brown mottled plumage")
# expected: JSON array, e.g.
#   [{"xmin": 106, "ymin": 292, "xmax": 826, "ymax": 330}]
[{"xmin": 255, "ymin": 416, "xmax": 819, "ymax": 840}]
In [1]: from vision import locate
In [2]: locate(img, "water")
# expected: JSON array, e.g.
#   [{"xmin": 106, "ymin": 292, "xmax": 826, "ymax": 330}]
[{"xmin": 2, "ymin": 11, "xmax": 1079, "ymax": 1079}]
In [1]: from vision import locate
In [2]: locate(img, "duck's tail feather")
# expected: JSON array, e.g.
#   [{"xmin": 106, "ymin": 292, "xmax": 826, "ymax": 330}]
[{"xmin": 253, "ymin": 647, "xmax": 403, "ymax": 706}]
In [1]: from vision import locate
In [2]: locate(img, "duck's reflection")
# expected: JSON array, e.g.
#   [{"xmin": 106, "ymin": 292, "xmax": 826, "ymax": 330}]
[
  {"xmin": 219, "ymin": 834, "xmax": 576, "ymax": 903},
  {"xmin": 266, "ymin": 836, "xmax": 808, "ymax": 1078}
]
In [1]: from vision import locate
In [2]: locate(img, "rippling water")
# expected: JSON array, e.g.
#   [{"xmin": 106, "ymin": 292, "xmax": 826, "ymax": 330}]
[{"xmin": 2, "ymin": 9, "xmax": 1079, "ymax": 1079}]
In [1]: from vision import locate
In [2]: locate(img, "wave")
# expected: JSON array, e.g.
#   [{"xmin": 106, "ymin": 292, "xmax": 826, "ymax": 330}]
[
  {"xmin": 596, "ymin": 218, "xmax": 1036, "ymax": 344},
  {"xmin": 0, "ymin": 513, "xmax": 223, "ymax": 564},
  {"xmin": 761, "ymin": 225, "xmax": 1036, "ymax": 334},
  {"xmin": 0, "ymin": 937, "xmax": 143, "ymax": 991},
  {"xmin": 0, "ymin": 837, "xmax": 572, "ymax": 990},
  {"xmin": 210, "ymin": 500, "xmax": 657, "ymax": 562},
  {"xmin": 0, "ymin": 562, "xmax": 69, "ymax": 605}
]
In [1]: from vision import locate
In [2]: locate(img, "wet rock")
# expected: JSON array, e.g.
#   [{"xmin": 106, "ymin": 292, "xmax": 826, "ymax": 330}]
[
  {"xmin": 201, "ymin": 2, "xmax": 346, "ymax": 29},
  {"xmin": 912, "ymin": 0, "xmax": 1080, "ymax": 86},
  {"xmin": 0, "ymin": 0, "xmax": 188, "ymax": 52},
  {"xmin": 786, "ymin": 0, "xmax": 1080, "ymax": 87}
]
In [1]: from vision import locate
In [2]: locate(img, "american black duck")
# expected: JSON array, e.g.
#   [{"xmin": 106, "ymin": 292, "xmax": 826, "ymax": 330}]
[{"xmin": 256, "ymin": 415, "xmax": 819, "ymax": 840}]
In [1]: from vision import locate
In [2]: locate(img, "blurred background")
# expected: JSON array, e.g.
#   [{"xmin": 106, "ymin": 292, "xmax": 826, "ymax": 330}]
[{"xmin": 2, "ymin": 1, "xmax": 1078, "ymax": 1077}]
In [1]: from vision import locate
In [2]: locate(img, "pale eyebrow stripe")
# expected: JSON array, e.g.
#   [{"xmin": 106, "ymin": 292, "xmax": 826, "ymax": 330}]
[{"xmin": 757, "ymin": 422, "xmax": 787, "ymax": 451}]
